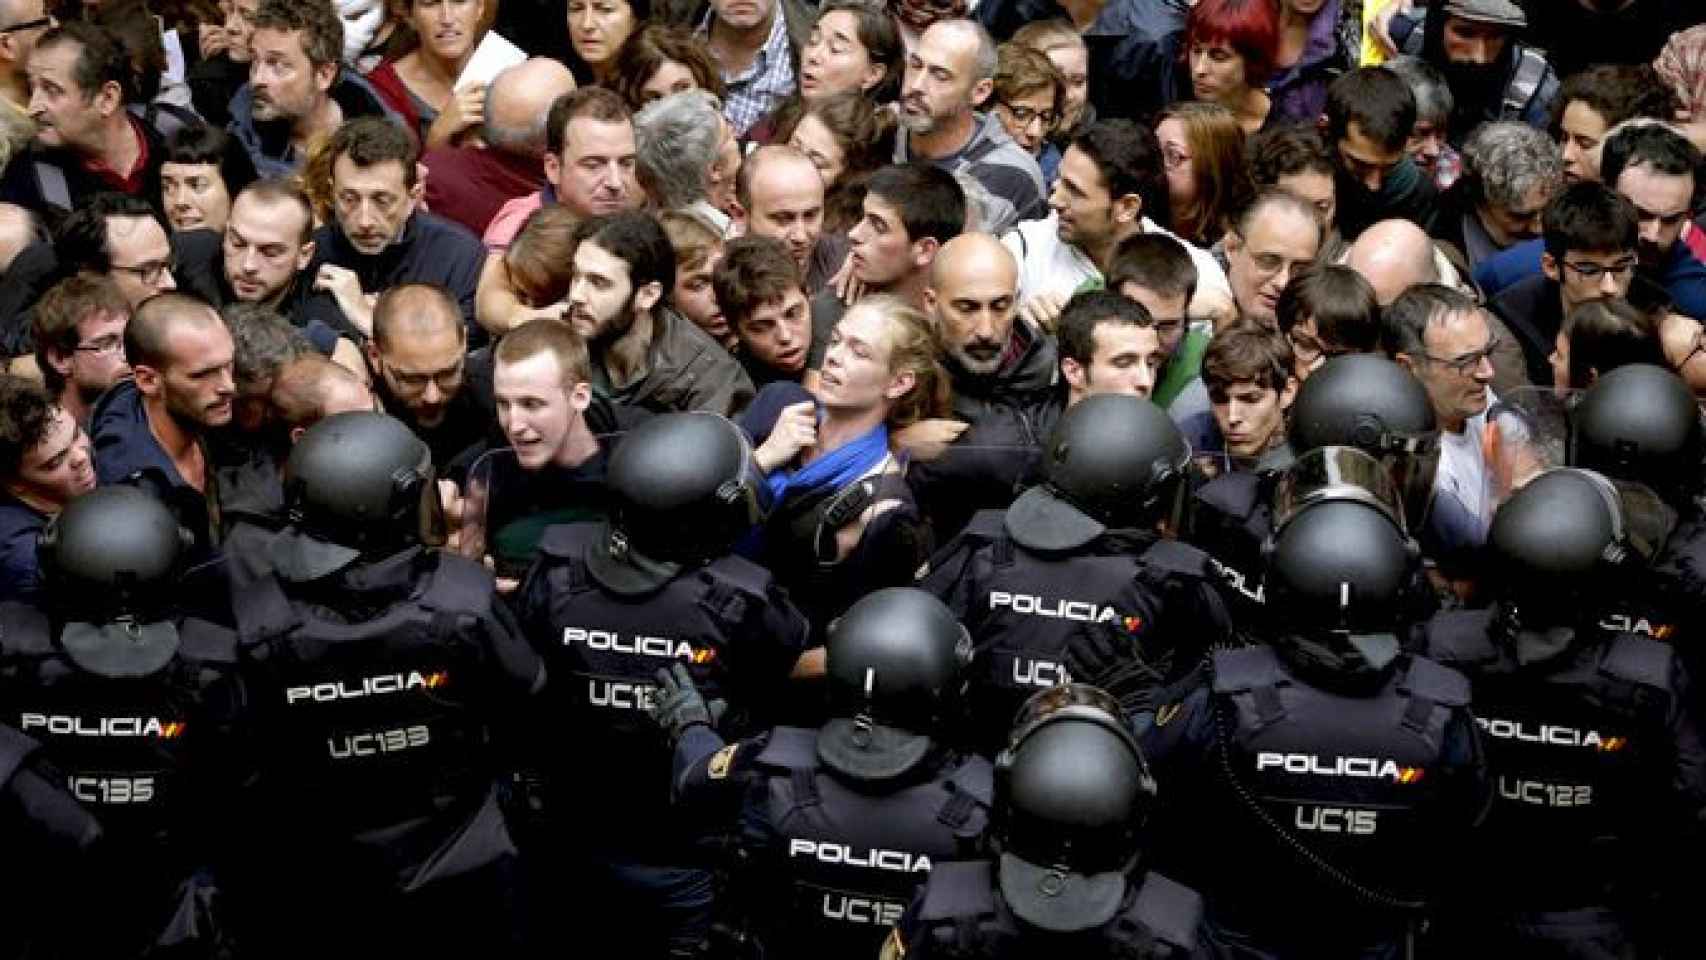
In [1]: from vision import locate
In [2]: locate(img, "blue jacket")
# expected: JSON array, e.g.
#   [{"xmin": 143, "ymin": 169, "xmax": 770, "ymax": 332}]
[
  {"xmin": 1475, "ymin": 238, "xmax": 1706, "ymax": 321},
  {"xmin": 227, "ymin": 68, "xmax": 396, "ymax": 179},
  {"xmin": 0, "ymin": 495, "xmax": 46, "ymax": 604},
  {"xmin": 89, "ymin": 379, "xmax": 218, "ymax": 563},
  {"xmin": 301, "ymin": 211, "xmax": 487, "ymax": 345}
]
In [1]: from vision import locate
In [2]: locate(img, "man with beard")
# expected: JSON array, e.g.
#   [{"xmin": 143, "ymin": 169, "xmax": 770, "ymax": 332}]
[
  {"xmin": 895, "ymin": 19, "xmax": 1045, "ymax": 233},
  {"xmin": 1323, "ymin": 66, "xmax": 1439, "ymax": 240},
  {"xmin": 365, "ymin": 283, "xmax": 492, "ymax": 470},
  {"xmin": 31, "ymin": 274, "xmax": 131, "ymax": 427},
  {"xmin": 1417, "ymin": 0, "xmax": 1559, "ymax": 145},
  {"xmin": 228, "ymin": 0, "xmax": 394, "ymax": 177},
  {"xmin": 303, "ymin": 117, "xmax": 487, "ymax": 343},
  {"xmin": 0, "ymin": 375, "xmax": 96, "ymax": 603},
  {"xmin": 567, "ymin": 211, "xmax": 753, "ymax": 416},
  {"xmin": 90, "ymin": 292, "xmax": 234, "ymax": 555}
]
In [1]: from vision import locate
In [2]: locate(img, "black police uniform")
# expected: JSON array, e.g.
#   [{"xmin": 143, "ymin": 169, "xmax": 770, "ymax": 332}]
[
  {"xmin": 0, "ymin": 722, "xmax": 104, "ymax": 959},
  {"xmin": 515, "ymin": 523, "xmax": 810, "ymax": 951}
]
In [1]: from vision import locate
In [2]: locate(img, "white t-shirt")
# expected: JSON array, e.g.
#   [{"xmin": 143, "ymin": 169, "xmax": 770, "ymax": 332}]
[
  {"xmin": 1432, "ymin": 392, "xmax": 1496, "ymax": 549},
  {"xmin": 1000, "ymin": 214, "xmax": 1234, "ymax": 318}
]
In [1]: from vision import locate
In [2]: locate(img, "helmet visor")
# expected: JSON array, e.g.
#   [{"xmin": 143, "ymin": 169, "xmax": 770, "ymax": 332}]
[
  {"xmin": 1273, "ymin": 446, "xmax": 1409, "ymax": 535},
  {"xmin": 1484, "ymin": 387, "xmax": 1572, "ymax": 508}
]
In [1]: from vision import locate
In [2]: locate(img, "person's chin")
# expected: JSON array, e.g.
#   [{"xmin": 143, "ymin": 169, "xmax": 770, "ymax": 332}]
[{"xmin": 204, "ymin": 402, "xmax": 234, "ymax": 427}]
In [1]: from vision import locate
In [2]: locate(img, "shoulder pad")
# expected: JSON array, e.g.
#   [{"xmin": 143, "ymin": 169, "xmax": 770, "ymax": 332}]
[
  {"xmin": 1211, "ymin": 645, "xmax": 1283, "ymax": 694},
  {"xmin": 1400, "ymin": 655, "xmax": 1472, "ymax": 708},
  {"xmin": 1193, "ymin": 471, "xmax": 1263, "ymax": 519},
  {"xmin": 752, "ymin": 725, "xmax": 819, "ymax": 771},
  {"xmin": 537, "ymin": 522, "xmax": 601, "ymax": 560},
  {"xmin": 1129, "ymin": 871, "xmax": 1204, "ymax": 953},
  {"xmin": 420, "ymin": 552, "xmax": 496, "ymax": 614},
  {"xmin": 946, "ymin": 754, "xmax": 994, "ymax": 808},
  {"xmin": 1601, "ymin": 634, "xmax": 1674, "ymax": 692},
  {"xmin": 0, "ymin": 722, "xmax": 37, "ymax": 786},
  {"xmin": 0, "ymin": 603, "xmax": 54, "ymax": 656},
  {"xmin": 960, "ymin": 509, "xmax": 1009, "ymax": 543},
  {"xmin": 1141, "ymin": 539, "xmax": 1212, "ymax": 579},
  {"xmin": 232, "ymin": 574, "xmax": 300, "ymax": 642},
  {"xmin": 704, "ymin": 554, "xmax": 775, "ymax": 596},
  {"xmin": 1422, "ymin": 610, "xmax": 1498, "ymax": 667},
  {"xmin": 177, "ymin": 618, "xmax": 239, "ymax": 665},
  {"xmin": 917, "ymin": 860, "xmax": 997, "ymax": 922}
]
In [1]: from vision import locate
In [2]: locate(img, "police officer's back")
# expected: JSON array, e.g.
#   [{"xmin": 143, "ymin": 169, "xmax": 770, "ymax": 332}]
[
  {"xmin": 226, "ymin": 412, "xmax": 544, "ymax": 957},
  {"xmin": 0, "ymin": 486, "xmax": 239, "ymax": 957},
  {"xmin": 884, "ymin": 685, "xmax": 1203, "ymax": 958},
  {"xmin": 922, "ymin": 395, "xmax": 1231, "ymax": 755},
  {"xmin": 0, "ymin": 721, "xmax": 103, "ymax": 958},
  {"xmin": 1424, "ymin": 467, "xmax": 1706, "ymax": 956},
  {"xmin": 652, "ymin": 587, "xmax": 990, "ymax": 960},
  {"xmin": 1083, "ymin": 456, "xmax": 1489, "ymax": 958},
  {"xmin": 514, "ymin": 412, "xmax": 811, "ymax": 956}
]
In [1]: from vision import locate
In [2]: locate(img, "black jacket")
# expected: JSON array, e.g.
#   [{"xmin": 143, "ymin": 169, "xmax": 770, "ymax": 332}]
[
  {"xmin": 302, "ymin": 211, "xmax": 487, "ymax": 344},
  {"xmin": 1487, "ymin": 272, "xmax": 1562, "ymax": 387}
]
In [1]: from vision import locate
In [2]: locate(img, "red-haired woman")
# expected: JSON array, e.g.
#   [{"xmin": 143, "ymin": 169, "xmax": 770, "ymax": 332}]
[{"xmin": 1183, "ymin": 0, "xmax": 1280, "ymax": 135}]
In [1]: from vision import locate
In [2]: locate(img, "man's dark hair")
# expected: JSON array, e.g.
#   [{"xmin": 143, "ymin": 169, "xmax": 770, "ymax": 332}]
[
  {"xmin": 223, "ymin": 302, "xmax": 311, "ymax": 388},
  {"xmin": 1541, "ymin": 181, "xmax": 1638, "ymax": 262},
  {"xmin": 1552, "ymin": 65, "xmax": 1681, "ymax": 136},
  {"xmin": 54, "ymin": 192, "xmax": 162, "ymax": 274},
  {"xmin": 1560, "ymin": 299, "xmax": 1665, "ymax": 388},
  {"xmin": 164, "ymin": 123, "xmax": 257, "ymax": 202},
  {"xmin": 1275, "ymin": 263, "xmax": 1380, "ymax": 352},
  {"xmin": 125, "ymin": 292, "xmax": 222, "ymax": 370},
  {"xmin": 251, "ymin": 0, "xmax": 344, "ymax": 69},
  {"xmin": 1068, "ymin": 120, "xmax": 1168, "ymax": 224},
  {"xmin": 576, "ymin": 211, "xmax": 676, "ymax": 304},
  {"xmin": 1058, "ymin": 289, "xmax": 1154, "ymax": 366},
  {"xmin": 1599, "ymin": 123, "xmax": 1701, "ymax": 204},
  {"xmin": 1204, "ymin": 321, "xmax": 1294, "ymax": 395},
  {"xmin": 1379, "ymin": 283, "xmax": 1480, "ymax": 360},
  {"xmin": 33, "ymin": 21, "xmax": 135, "ymax": 103},
  {"xmin": 1105, "ymin": 232, "xmax": 1198, "ymax": 307},
  {"xmin": 713, "ymin": 235, "xmax": 802, "ymax": 326},
  {"xmin": 235, "ymin": 177, "xmax": 317, "ymax": 244},
  {"xmin": 1324, "ymin": 67, "xmax": 1416, "ymax": 152},
  {"xmin": 864, "ymin": 163, "xmax": 966, "ymax": 246},
  {"xmin": 546, "ymin": 86, "xmax": 632, "ymax": 157},
  {"xmin": 33, "ymin": 274, "xmax": 128, "ymax": 394},
  {"xmin": 1247, "ymin": 123, "xmax": 1335, "ymax": 187},
  {"xmin": 0, "ymin": 375, "xmax": 59, "ymax": 480},
  {"xmin": 326, "ymin": 116, "xmax": 419, "ymax": 187}
]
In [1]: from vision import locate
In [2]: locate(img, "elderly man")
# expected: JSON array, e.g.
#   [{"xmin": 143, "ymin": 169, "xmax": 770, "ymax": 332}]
[
  {"xmin": 422, "ymin": 58, "xmax": 577, "ymax": 237},
  {"xmin": 896, "ymin": 19, "xmax": 1045, "ymax": 233},
  {"xmin": 633, "ymin": 89, "xmax": 731, "ymax": 233},
  {"xmin": 1433, "ymin": 121, "xmax": 1564, "ymax": 272}
]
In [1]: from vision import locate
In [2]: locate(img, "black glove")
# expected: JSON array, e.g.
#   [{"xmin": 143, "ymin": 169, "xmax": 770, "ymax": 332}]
[
  {"xmin": 650, "ymin": 663, "xmax": 722, "ymax": 744},
  {"xmin": 1063, "ymin": 623, "xmax": 1166, "ymax": 715}
]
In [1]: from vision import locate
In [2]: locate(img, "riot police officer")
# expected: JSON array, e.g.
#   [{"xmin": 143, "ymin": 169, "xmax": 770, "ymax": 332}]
[
  {"xmin": 1423, "ymin": 467, "xmax": 1706, "ymax": 956},
  {"xmin": 921, "ymin": 394, "xmax": 1231, "ymax": 756},
  {"xmin": 0, "ymin": 721, "xmax": 103, "ymax": 958},
  {"xmin": 226, "ymin": 411, "xmax": 544, "ymax": 957},
  {"xmin": 1186, "ymin": 354, "xmax": 1440, "ymax": 626},
  {"xmin": 647, "ymin": 587, "xmax": 990, "ymax": 960},
  {"xmin": 1077, "ymin": 449, "xmax": 1489, "ymax": 958},
  {"xmin": 0, "ymin": 485, "xmax": 238, "ymax": 957},
  {"xmin": 883, "ymin": 684, "xmax": 1203, "ymax": 958},
  {"xmin": 514, "ymin": 411, "xmax": 812, "ymax": 957}
]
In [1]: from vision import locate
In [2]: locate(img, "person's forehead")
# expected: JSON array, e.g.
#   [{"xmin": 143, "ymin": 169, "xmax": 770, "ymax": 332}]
[
  {"xmin": 163, "ymin": 315, "xmax": 233, "ymax": 364},
  {"xmin": 333, "ymin": 156, "xmax": 409, "ymax": 192},
  {"xmin": 1118, "ymin": 281, "xmax": 1187, "ymax": 313},
  {"xmin": 575, "ymin": 239, "xmax": 631, "ymax": 278},
  {"xmin": 937, "ymin": 257, "xmax": 1017, "ymax": 300},
  {"xmin": 1058, "ymin": 147, "xmax": 1106, "ymax": 192},
  {"xmin": 837, "ymin": 306, "xmax": 891, "ymax": 349},
  {"xmin": 496, "ymin": 350, "xmax": 563, "ymax": 389},
  {"xmin": 863, "ymin": 191, "xmax": 903, "ymax": 222},
  {"xmin": 1277, "ymin": 169, "xmax": 1333, "ymax": 198},
  {"xmin": 162, "ymin": 161, "xmax": 220, "ymax": 180},
  {"xmin": 1245, "ymin": 208, "xmax": 1317, "ymax": 253},
  {"xmin": 1006, "ymin": 88, "xmax": 1053, "ymax": 108},
  {"xmin": 1341, "ymin": 124, "xmax": 1403, "ymax": 161},
  {"xmin": 1618, "ymin": 163, "xmax": 1695, "ymax": 209},
  {"xmin": 1042, "ymin": 44, "xmax": 1085, "ymax": 74},
  {"xmin": 1562, "ymin": 100, "xmax": 1608, "ymax": 133},
  {"xmin": 917, "ymin": 26, "xmax": 973, "ymax": 71},
  {"xmin": 1093, "ymin": 321, "xmax": 1160, "ymax": 354},
  {"xmin": 566, "ymin": 117, "xmax": 635, "ymax": 156},
  {"xmin": 1425, "ymin": 307, "xmax": 1490, "ymax": 349},
  {"xmin": 77, "ymin": 308, "xmax": 126, "ymax": 334},
  {"xmin": 232, "ymin": 194, "xmax": 307, "ymax": 237},
  {"xmin": 107, "ymin": 215, "xmax": 169, "ymax": 255},
  {"xmin": 1565, "ymin": 246, "xmax": 1634, "ymax": 265},
  {"xmin": 753, "ymin": 161, "xmax": 823, "ymax": 209},
  {"xmin": 819, "ymin": 10, "xmax": 860, "ymax": 41},
  {"xmin": 386, "ymin": 320, "xmax": 464, "ymax": 362},
  {"xmin": 250, "ymin": 26, "xmax": 306, "ymax": 55},
  {"xmin": 24, "ymin": 410, "xmax": 72, "ymax": 464}
]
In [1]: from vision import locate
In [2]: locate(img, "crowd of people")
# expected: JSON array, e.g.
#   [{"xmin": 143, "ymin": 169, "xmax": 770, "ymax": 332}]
[{"xmin": 0, "ymin": 0, "xmax": 1703, "ymax": 955}]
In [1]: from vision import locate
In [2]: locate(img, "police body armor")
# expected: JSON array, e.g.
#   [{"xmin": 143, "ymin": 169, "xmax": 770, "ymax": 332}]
[
  {"xmin": 233, "ymin": 554, "xmax": 505, "ymax": 878},
  {"xmin": 0, "ymin": 722, "xmax": 105, "ymax": 959},
  {"xmin": 745, "ymin": 726, "xmax": 992, "ymax": 958},
  {"xmin": 926, "ymin": 511, "xmax": 1221, "ymax": 755},
  {"xmin": 1206, "ymin": 644, "xmax": 1471, "ymax": 938},
  {"xmin": 1186, "ymin": 470, "xmax": 1276, "ymax": 621},
  {"xmin": 906, "ymin": 860, "xmax": 1202, "ymax": 958},
  {"xmin": 1426, "ymin": 608, "xmax": 1677, "ymax": 908},
  {"xmin": 524, "ymin": 522, "xmax": 798, "ymax": 862}
]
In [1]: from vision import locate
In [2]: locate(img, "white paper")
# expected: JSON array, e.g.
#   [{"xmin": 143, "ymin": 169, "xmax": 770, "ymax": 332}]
[{"xmin": 454, "ymin": 31, "xmax": 527, "ymax": 92}]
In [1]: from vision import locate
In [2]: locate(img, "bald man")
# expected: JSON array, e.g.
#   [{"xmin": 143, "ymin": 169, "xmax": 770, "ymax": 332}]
[
  {"xmin": 366, "ymin": 283, "xmax": 494, "ymax": 469},
  {"xmin": 737, "ymin": 145, "xmax": 847, "ymax": 297},
  {"xmin": 909, "ymin": 232, "xmax": 1060, "ymax": 540},
  {"xmin": 1344, "ymin": 218, "xmax": 1531, "ymax": 392},
  {"xmin": 423, "ymin": 58, "xmax": 578, "ymax": 237}
]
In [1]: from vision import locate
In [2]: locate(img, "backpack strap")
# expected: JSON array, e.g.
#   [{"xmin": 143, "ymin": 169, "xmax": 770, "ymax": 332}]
[
  {"xmin": 1211, "ymin": 646, "xmax": 1287, "ymax": 728},
  {"xmin": 1503, "ymin": 46, "xmax": 1550, "ymax": 118}
]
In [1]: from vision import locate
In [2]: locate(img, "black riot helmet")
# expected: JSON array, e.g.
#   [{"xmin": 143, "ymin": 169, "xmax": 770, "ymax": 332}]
[
  {"xmin": 37, "ymin": 486, "xmax": 192, "ymax": 676},
  {"xmin": 1288, "ymin": 355, "xmax": 1440, "ymax": 529},
  {"xmin": 1569, "ymin": 364, "xmax": 1704, "ymax": 507},
  {"xmin": 816, "ymin": 588, "xmax": 973, "ymax": 781},
  {"xmin": 273, "ymin": 411, "xmax": 445, "ymax": 581},
  {"xmin": 589, "ymin": 412, "xmax": 767, "ymax": 595},
  {"xmin": 993, "ymin": 687, "xmax": 1157, "ymax": 934},
  {"xmin": 1262, "ymin": 452, "xmax": 1419, "ymax": 673},
  {"xmin": 1005, "ymin": 394, "xmax": 1190, "ymax": 551},
  {"xmin": 1488, "ymin": 467, "xmax": 1673, "ymax": 625}
]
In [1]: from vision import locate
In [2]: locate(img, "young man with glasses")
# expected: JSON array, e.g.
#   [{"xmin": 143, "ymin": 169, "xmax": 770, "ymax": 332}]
[
  {"xmin": 30, "ymin": 273, "xmax": 129, "ymax": 426},
  {"xmin": 365, "ymin": 282, "xmax": 490, "ymax": 470},
  {"xmin": 52, "ymin": 192, "xmax": 177, "ymax": 309},
  {"xmin": 1489, "ymin": 180, "xmax": 1639, "ymax": 386}
]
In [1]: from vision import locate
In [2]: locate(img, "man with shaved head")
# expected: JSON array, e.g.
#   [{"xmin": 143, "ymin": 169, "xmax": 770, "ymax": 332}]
[
  {"xmin": 90, "ymin": 292, "xmax": 234, "ymax": 552},
  {"xmin": 910, "ymin": 231, "xmax": 1060, "ymax": 539},
  {"xmin": 424, "ymin": 58, "xmax": 578, "ymax": 237},
  {"xmin": 737, "ymin": 144, "xmax": 846, "ymax": 296},
  {"xmin": 896, "ymin": 19, "xmax": 1045, "ymax": 233},
  {"xmin": 366, "ymin": 282, "xmax": 493, "ymax": 468}
]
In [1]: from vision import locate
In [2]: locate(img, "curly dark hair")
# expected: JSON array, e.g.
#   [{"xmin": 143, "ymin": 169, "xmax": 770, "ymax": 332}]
[{"xmin": 0, "ymin": 375, "xmax": 60, "ymax": 480}]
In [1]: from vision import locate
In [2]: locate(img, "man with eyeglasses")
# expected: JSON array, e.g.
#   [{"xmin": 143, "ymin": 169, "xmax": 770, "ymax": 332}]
[
  {"xmin": 30, "ymin": 273, "xmax": 129, "ymax": 427},
  {"xmin": 1489, "ymin": 181, "xmax": 1639, "ymax": 385},
  {"xmin": 1384, "ymin": 283, "xmax": 1500, "ymax": 553},
  {"xmin": 1225, "ymin": 190, "xmax": 1321, "ymax": 328},
  {"xmin": 365, "ymin": 282, "xmax": 492, "ymax": 471},
  {"xmin": 0, "ymin": 0, "xmax": 50, "ymax": 112},
  {"xmin": 1104, "ymin": 231, "xmax": 1210, "ymax": 419},
  {"xmin": 49, "ymin": 193, "xmax": 175, "ymax": 313}
]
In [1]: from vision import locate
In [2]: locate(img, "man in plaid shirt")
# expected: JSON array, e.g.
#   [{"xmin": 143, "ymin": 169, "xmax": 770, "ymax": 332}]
[{"xmin": 700, "ymin": 0, "xmax": 798, "ymax": 137}]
